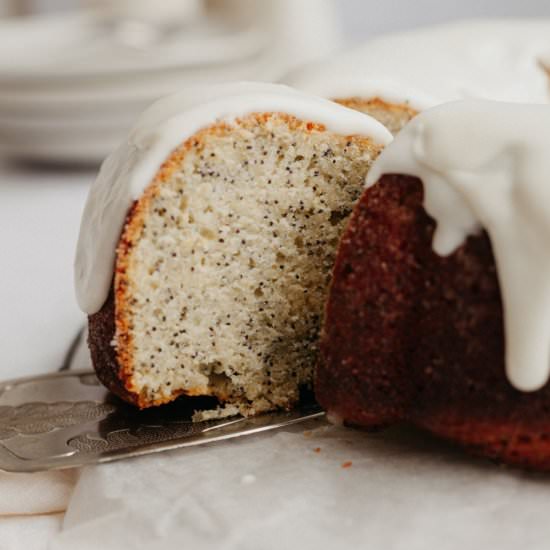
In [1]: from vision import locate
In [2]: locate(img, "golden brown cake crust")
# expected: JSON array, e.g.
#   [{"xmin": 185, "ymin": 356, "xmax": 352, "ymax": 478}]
[
  {"xmin": 334, "ymin": 97, "xmax": 418, "ymax": 134},
  {"xmin": 318, "ymin": 174, "xmax": 550, "ymax": 470},
  {"xmin": 334, "ymin": 96, "xmax": 417, "ymax": 117}
]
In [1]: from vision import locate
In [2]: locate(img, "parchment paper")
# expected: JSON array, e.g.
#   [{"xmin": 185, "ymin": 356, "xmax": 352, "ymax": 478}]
[{"xmin": 50, "ymin": 417, "xmax": 550, "ymax": 550}]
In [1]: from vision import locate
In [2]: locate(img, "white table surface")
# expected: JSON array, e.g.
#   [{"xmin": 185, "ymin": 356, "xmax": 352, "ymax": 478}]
[{"xmin": 0, "ymin": 161, "xmax": 90, "ymax": 379}]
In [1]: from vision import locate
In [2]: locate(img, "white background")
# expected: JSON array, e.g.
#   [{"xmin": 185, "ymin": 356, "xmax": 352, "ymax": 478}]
[
  {"xmin": 13, "ymin": 0, "xmax": 550, "ymax": 42},
  {"xmin": 340, "ymin": 0, "xmax": 550, "ymax": 42}
]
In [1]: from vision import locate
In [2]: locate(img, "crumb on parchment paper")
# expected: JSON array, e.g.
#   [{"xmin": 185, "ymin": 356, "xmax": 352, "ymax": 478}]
[
  {"xmin": 241, "ymin": 474, "xmax": 256, "ymax": 485},
  {"xmin": 341, "ymin": 461, "xmax": 353, "ymax": 469}
]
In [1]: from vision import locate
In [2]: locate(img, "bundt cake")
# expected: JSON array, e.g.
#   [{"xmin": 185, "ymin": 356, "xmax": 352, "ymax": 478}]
[
  {"xmin": 318, "ymin": 99, "xmax": 550, "ymax": 470},
  {"xmin": 75, "ymin": 82, "xmax": 392, "ymax": 416},
  {"xmin": 287, "ymin": 19, "xmax": 550, "ymax": 134}
]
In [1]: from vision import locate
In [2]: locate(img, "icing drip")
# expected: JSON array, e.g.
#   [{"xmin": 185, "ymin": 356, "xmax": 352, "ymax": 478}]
[
  {"xmin": 367, "ymin": 99, "xmax": 550, "ymax": 392},
  {"xmin": 74, "ymin": 82, "xmax": 392, "ymax": 315},
  {"xmin": 287, "ymin": 19, "xmax": 550, "ymax": 109}
]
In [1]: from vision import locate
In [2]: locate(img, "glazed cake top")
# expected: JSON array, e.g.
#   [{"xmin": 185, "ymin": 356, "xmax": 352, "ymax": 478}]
[
  {"xmin": 288, "ymin": 19, "xmax": 550, "ymax": 109},
  {"xmin": 74, "ymin": 82, "xmax": 392, "ymax": 315}
]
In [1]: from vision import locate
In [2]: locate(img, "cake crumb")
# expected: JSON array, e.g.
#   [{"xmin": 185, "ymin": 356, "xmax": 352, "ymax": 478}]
[
  {"xmin": 341, "ymin": 461, "xmax": 353, "ymax": 469},
  {"xmin": 192, "ymin": 404, "xmax": 240, "ymax": 422},
  {"xmin": 303, "ymin": 430, "xmax": 312, "ymax": 438},
  {"xmin": 313, "ymin": 447, "xmax": 321, "ymax": 453},
  {"xmin": 327, "ymin": 411, "xmax": 344, "ymax": 426}
]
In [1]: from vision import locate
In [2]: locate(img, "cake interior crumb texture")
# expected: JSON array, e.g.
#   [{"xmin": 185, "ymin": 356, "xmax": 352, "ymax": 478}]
[{"xmin": 113, "ymin": 113, "xmax": 382, "ymax": 414}]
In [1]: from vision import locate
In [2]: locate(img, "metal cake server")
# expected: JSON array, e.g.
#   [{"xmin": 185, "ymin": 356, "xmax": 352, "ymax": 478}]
[{"xmin": 0, "ymin": 330, "xmax": 325, "ymax": 473}]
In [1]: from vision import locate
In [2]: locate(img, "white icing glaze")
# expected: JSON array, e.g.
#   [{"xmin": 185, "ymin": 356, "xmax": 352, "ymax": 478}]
[
  {"xmin": 366, "ymin": 99, "xmax": 550, "ymax": 392},
  {"xmin": 75, "ymin": 82, "xmax": 392, "ymax": 315},
  {"xmin": 287, "ymin": 19, "xmax": 550, "ymax": 109}
]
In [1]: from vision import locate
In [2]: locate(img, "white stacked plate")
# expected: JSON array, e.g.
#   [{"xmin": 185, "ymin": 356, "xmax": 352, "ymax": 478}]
[{"xmin": 0, "ymin": 1, "xmax": 340, "ymax": 164}]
